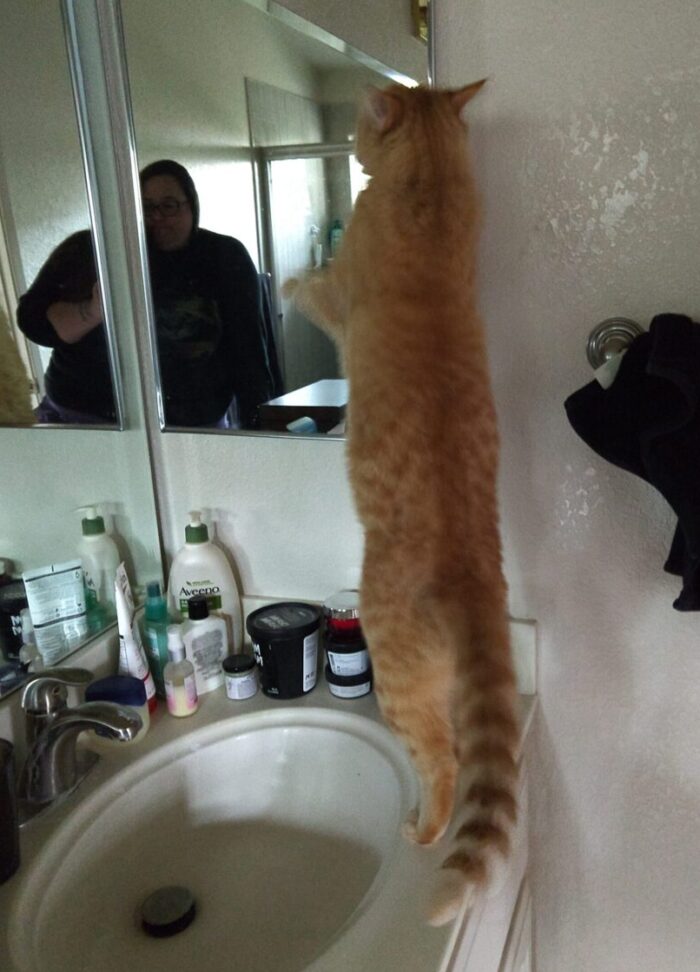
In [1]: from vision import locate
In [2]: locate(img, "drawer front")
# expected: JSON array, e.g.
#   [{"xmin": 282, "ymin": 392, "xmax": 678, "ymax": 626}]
[{"xmin": 499, "ymin": 880, "xmax": 533, "ymax": 972}]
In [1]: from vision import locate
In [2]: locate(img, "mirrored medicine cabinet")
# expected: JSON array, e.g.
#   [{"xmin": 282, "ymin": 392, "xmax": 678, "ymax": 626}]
[{"xmin": 0, "ymin": 0, "xmax": 432, "ymax": 697}]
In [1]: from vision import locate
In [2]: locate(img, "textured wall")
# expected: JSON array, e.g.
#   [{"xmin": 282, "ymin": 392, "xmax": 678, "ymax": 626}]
[{"xmin": 437, "ymin": 1, "xmax": 700, "ymax": 969}]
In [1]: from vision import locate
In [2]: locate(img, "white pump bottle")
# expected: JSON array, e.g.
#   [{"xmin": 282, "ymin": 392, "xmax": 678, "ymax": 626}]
[
  {"xmin": 77, "ymin": 505, "xmax": 120, "ymax": 616},
  {"xmin": 167, "ymin": 511, "xmax": 243, "ymax": 652}
]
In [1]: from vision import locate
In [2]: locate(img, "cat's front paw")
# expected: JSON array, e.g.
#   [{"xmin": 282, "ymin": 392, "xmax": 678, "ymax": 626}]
[{"xmin": 402, "ymin": 807, "xmax": 448, "ymax": 846}]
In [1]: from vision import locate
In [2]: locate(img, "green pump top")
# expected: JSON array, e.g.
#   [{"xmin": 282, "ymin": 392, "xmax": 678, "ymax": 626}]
[
  {"xmin": 185, "ymin": 511, "xmax": 209, "ymax": 544},
  {"xmin": 80, "ymin": 505, "xmax": 106, "ymax": 537}
]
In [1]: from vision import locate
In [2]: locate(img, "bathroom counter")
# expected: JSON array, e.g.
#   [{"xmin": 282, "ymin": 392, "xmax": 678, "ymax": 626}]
[{"xmin": 0, "ymin": 683, "xmax": 536, "ymax": 972}]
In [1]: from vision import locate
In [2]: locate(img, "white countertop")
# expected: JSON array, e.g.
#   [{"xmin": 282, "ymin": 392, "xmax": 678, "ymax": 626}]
[{"xmin": 0, "ymin": 682, "xmax": 536, "ymax": 972}]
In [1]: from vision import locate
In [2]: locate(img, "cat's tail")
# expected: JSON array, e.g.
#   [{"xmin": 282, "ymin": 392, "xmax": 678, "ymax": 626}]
[{"xmin": 427, "ymin": 600, "xmax": 519, "ymax": 927}]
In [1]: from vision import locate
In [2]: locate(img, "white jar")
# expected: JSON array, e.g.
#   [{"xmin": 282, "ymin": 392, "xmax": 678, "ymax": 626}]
[{"xmin": 222, "ymin": 654, "xmax": 259, "ymax": 700}]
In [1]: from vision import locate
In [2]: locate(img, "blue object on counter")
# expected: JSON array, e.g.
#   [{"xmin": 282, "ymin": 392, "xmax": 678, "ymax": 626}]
[{"xmin": 86, "ymin": 675, "xmax": 147, "ymax": 707}]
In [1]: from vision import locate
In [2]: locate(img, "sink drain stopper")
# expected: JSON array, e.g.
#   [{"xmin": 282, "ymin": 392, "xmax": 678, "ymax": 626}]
[{"xmin": 140, "ymin": 886, "xmax": 196, "ymax": 938}]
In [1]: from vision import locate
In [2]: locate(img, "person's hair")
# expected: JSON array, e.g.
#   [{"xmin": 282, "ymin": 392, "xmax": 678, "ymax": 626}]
[
  {"xmin": 46, "ymin": 229, "xmax": 96, "ymax": 302},
  {"xmin": 139, "ymin": 159, "xmax": 200, "ymax": 231}
]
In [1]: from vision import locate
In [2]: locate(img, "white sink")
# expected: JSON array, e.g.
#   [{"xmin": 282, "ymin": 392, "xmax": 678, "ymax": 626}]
[{"xmin": 8, "ymin": 708, "xmax": 416, "ymax": 972}]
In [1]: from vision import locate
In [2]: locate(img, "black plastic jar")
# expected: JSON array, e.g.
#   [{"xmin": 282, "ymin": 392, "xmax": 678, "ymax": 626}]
[
  {"xmin": 325, "ymin": 663, "xmax": 373, "ymax": 699},
  {"xmin": 246, "ymin": 602, "xmax": 321, "ymax": 699},
  {"xmin": 324, "ymin": 635, "xmax": 370, "ymax": 678}
]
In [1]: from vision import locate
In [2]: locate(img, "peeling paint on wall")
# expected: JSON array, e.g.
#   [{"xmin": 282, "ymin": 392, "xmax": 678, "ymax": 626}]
[
  {"xmin": 555, "ymin": 463, "xmax": 604, "ymax": 547},
  {"xmin": 523, "ymin": 69, "xmax": 700, "ymax": 269}
]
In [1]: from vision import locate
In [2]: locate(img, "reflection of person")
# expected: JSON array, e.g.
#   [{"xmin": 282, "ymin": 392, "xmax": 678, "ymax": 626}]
[
  {"xmin": 140, "ymin": 159, "xmax": 275, "ymax": 427},
  {"xmin": 16, "ymin": 231, "xmax": 115, "ymax": 423},
  {"xmin": 17, "ymin": 159, "xmax": 276, "ymax": 428}
]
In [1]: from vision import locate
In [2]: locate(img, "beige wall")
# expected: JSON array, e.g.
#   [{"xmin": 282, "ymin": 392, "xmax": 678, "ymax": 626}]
[
  {"xmin": 0, "ymin": 1, "xmax": 89, "ymax": 286},
  {"xmin": 438, "ymin": 0, "xmax": 700, "ymax": 969}
]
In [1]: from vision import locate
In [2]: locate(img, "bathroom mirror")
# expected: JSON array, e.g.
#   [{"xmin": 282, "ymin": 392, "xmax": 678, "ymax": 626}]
[
  {"xmin": 0, "ymin": 1, "xmax": 164, "ymax": 700},
  {"xmin": 121, "ymin": 0, "xmax": 427, "ymax": 435},
  {"xmin": 0, "ymin": 0, "xmax": 124, "ymax": 430}
]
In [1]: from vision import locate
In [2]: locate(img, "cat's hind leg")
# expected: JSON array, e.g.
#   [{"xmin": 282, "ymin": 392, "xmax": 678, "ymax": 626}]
[{"xmin": 361, "ymin": 589, "xmax": 458, "ymax": 846}]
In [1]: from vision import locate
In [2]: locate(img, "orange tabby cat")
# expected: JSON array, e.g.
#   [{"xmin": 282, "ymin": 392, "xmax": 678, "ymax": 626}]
[{"xmin": 286, "ymin": 82, "xmax": 518, "ymax": 925}]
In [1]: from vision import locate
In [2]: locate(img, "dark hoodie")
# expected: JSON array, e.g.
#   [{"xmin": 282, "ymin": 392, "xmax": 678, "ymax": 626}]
[
  {"xmin": 18, "ymin": 160, "xmax": 275, "ymax": 427},
  {"xmin": 17, "ymin": 230, "xmax": 115, "ymax": 420}
]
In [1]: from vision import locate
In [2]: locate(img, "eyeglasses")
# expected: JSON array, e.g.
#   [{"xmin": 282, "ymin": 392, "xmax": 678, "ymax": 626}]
[{"xmin": 143, "ymin": 197, "xmax": 189, "ymax": 219}]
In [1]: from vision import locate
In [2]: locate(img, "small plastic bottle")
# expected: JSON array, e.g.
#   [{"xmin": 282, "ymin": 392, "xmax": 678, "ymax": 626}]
[
  {"xmin": 163, "ymin": 625, "xmax": 198, "ymax": 718},
  {"xmin": 181, "ymin": 595, "xmax": 228, "ymax": 695},
  {"xmin": 142, "ymin": 581, "xmax": 170, "ymax": 698},
  {"xmin": 329, "ymin": 219, "xmax": 344, "ymax": 257}
]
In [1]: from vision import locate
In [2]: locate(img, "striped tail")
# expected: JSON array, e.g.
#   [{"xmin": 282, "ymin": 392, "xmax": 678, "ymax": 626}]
[{"xmin": 427, "ymin": 603, "xmax": 519, "ymax": 926}]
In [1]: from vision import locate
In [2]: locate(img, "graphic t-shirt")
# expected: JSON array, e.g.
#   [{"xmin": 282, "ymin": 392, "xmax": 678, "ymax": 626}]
[
  {"xmin": 17, "ymin": 228, "xmax": 275, "ymax": 427},
  {"xmin": 148, "ymin": 230, "xmax": 274, "ymax": 427}
]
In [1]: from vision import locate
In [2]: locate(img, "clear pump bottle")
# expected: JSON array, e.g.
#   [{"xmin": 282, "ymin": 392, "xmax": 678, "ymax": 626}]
[{"xmin": 163, "ymin": 625, "xmax": 198, "ymax": 718}]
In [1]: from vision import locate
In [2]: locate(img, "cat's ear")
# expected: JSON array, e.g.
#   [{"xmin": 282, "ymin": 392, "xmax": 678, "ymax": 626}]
[
  {"xmin": 450, "ymin": 79, "xmax": 487, "ymax": 121},
  {"xmin": 361, "ymin": 87, "xmax": 404, "ymax": 134}
]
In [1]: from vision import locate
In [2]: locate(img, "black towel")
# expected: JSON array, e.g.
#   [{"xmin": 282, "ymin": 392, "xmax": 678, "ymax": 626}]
[{"xmin": 565, "ymin": 313, "xmax": 700, "ymax": 610}]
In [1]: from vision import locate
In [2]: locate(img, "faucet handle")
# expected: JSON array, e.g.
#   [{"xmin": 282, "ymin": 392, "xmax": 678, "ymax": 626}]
[{"xmin": 21, "ymin": 668, "xmax": 94, "ymax": 715}]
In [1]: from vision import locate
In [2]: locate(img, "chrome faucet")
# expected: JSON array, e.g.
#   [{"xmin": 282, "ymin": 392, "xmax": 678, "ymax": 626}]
[{"xmin": 18, "ymin": 669, "xmax": 143, "ymax": 823}]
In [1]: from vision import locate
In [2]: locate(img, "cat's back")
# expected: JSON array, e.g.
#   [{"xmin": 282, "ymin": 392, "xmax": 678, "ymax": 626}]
[
  {"xmin": 344, "ymin": 85, "xmax": 498, "ymax": 546},
  {"xmin": 346, "ymin": 86, "xmax": 483, "ymax": 364}
]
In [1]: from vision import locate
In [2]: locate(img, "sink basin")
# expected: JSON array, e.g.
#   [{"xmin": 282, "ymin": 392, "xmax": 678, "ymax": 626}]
[{"xmin": 8, "ymin": 708, "xmax": 415, "ymax": 972}]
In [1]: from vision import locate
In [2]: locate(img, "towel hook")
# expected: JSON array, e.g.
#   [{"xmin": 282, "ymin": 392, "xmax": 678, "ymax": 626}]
[{"xmin": 586, "ymin": 318, "xmax": 644, "ymax": 369}]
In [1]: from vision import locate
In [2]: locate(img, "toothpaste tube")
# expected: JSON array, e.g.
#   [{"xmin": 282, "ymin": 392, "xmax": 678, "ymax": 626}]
[{"xmin": 115, "ymin": 563, "xmax": 156, "ymax": 712}]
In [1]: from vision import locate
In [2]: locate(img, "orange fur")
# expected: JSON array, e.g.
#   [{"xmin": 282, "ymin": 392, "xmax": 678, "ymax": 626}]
[
  {"xmin": 0, "ymin": 309, "xmax": 34, "ymax": 426},
  {"xmin": 287, "ymin": 82, "xmax": 518, "ymax": 925}
]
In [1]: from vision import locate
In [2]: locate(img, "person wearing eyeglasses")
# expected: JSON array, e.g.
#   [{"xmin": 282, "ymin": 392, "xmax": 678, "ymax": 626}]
[
  {"xmin": 16, "ymin": 159, "xmax": 276, "ymax": 428},
  {"xmin": 138, "ymin": 158, "xmax": 275, "ymax": 428}
]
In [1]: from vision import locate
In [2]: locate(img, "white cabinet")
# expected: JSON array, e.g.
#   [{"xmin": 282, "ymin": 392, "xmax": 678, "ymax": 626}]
[{"xmin": 499, "ymin": 880, "xmax": 533, "ymax": 972}]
